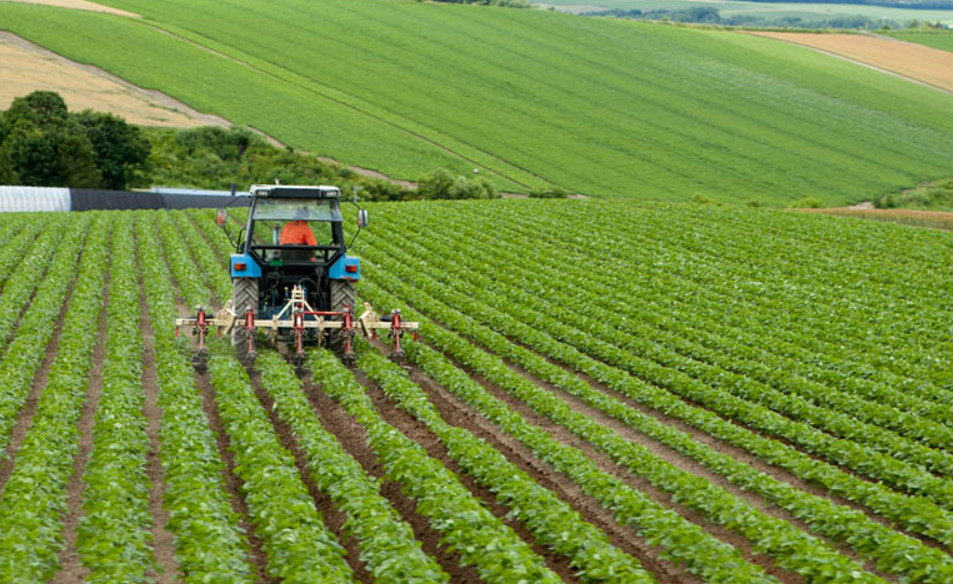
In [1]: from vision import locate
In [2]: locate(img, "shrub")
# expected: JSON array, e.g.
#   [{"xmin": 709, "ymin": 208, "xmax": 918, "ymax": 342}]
[
  {"xmin": 787, "ymin": 197, "xmax": 825, "ymax": 209},
  {"xmin": 529, "ymin": 187, "xmax": 569, "ymax": 199}
]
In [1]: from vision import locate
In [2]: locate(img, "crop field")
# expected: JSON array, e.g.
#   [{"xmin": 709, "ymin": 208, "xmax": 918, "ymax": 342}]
[
  {"xmin": 4, "ymin": 1, "xmax": 953, "ymax": 203},
  {"xmin": 885, "ymin": 30, "xmax": 953, "ymax": 53},
  {"xmin": 0, "ymin": 202, "xmax": 951, "ymax": 583}
]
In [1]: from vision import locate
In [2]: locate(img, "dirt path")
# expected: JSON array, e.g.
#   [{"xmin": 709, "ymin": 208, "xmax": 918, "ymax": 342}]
[
  {"xmin": 0, "ymin": 32, "xmax": 226, "ymax": 128},
  {"xmin": 746, "ymin": 31, "xmax": 953, "ymax": 96},
  {"xmin": 0, "ymin": 0, "xmax": 138, "ymax": 17}
]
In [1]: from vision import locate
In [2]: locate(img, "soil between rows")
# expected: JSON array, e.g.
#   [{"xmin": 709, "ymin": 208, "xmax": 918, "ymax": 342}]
[
  {"xmin": 53, "ymin": 272, "xmax": 107, "ymax": 584},
  {"xmin": 194, "ymin": 371, "xmax": 274, "ymax": 584},
  {"xmin": 0, "ymin": 266, "xmax": 76, "ymax": 496},
  {"xmin": 351, "ymin": 367, "xmax": 583, "ymax": 584},
  {"xmin": 138, "ymin": 277, "xmax": 179, "ymax": 583},
  {"xmin": 386, "ymin": 347, "xmax": 704, "ymax": 584},
  {"xmin": 300, "ymin": 374, "xmax": 484, "ymax": 584},
  {"xmin": 247, "ymin": 369, "xmax": 373, "ymax": 584}
]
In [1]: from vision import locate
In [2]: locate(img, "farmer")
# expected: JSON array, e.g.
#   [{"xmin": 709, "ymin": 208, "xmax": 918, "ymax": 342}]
[{"xmin": 280, "ymin": 207, "xmax": 317, "ymax": 246}]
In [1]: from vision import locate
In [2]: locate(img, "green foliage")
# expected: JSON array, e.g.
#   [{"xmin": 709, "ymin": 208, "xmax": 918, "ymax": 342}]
[
  {"xmin": 6, "ymin": 2, "xmax": 953, "ymax": 203},
  {"xmin": 417, "ymin": 168, "xmax": 499, "ymax": 200},
  {"xmin": 0, "ymin": 90, "xmax": 149, "ymax": 189},
  {"xmin": 786, "ymin": 196, "xmax": 825, "ymax": 208},
  {"xmin": 874, "ymin": 178, "xmax": 953, "ymax": 210},
  {"xmin": 529, "ymin": 186, "xmax": 569, "ymax": 199},
  {"xmin": 144, "ymin": 125, "xmax": 421, "ymax": 201}
]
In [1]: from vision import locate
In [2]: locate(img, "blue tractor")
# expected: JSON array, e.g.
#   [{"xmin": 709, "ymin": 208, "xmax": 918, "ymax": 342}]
[{"xmin": 177, "ymin": 184, "xmax": 416, "ymax": 370}]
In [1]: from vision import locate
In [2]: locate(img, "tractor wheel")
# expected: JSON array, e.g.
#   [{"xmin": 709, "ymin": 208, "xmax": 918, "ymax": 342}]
[
  {"xmin": 330, "ymin": 279, "xmax": 356, "ymax": 315},
  {"xmin": 328, "ymin": 280, "xmax": 356, "ymax": 352},
  {"xmin": 232, "ymin": 277, "xmax": 258, "ymax": 366}
]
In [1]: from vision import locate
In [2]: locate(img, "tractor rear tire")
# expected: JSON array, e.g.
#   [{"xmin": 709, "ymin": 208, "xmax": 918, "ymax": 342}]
[
  {"xmin": 328, "ymin": 280, "xmax": 356, "ymax": 351},
  {"xmin": 330, "ymin": 279, "xmax": 356, "ymax": 315},
  {"xmin": 232, "ymin": 277, "xmax": 258, "ymax": 365}
]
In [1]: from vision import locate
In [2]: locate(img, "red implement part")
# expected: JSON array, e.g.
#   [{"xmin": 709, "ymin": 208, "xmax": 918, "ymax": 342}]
[{"xmin": 245, "ymin": 309, "xmax": 256, "ymax": 357}]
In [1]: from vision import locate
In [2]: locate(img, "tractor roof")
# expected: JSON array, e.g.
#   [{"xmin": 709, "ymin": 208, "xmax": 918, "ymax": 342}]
[{"xmin": 250, "ymin": 185, "xmax": 341, "ymax": 199}]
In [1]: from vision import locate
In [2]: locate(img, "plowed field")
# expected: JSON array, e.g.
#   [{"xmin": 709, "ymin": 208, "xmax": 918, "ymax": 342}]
[
  {"xmin": 751, "ymin": 32, "xmax": 953, "ymax": 93},
  {"xmin": 0, "ymin": 201, "xmax": 952, "ymax": 583}
]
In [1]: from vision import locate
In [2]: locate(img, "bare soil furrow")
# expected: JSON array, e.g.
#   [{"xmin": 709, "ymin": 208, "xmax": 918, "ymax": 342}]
[
  {"xmin": 194, "ymin": 370, "xmax": 273, "ymax": 584},
  {"xmin": 302, "ymin": 375, "xmax": 483, "ymax": 584},
  {"xmin": 247, "ymin": 369, "xmax": 372, "ymax": 583},
  {"xmin": 0, "ymin": 271, "xmax": 78, "ymax": 494},
  {"xmin": 400, "ymin": 356, "xmax": 702, "ymax": 584},
  {"xmin": 138, "ymin": 285, "xmax": 178, "ymax": 583},
  {"xmin": 54, "ymin": 277, "xmax": 107, "ymax": 584},
  {"xmin": 353, "ymin": 368, "xmax": 582, "ymax": 584},
  {"xmin": 438, "ymin": 351, "xmax": 808, "ymax": 584},
  {"xmin": 560, "ymin": 361, "xmax": 949, "ymax": 553}
]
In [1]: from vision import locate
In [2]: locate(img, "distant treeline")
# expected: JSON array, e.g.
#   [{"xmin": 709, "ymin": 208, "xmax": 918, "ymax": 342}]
[
  {"xmin": 737, "ymin": 0, "xmax": 953, "ymax": 8},
  {"xmin": 583, "ymin": 6, "xmax": 903, "ymax": 28},
  {"xmin": 428, "ymin": 0, "xmax": 531, "ymax": 7}
]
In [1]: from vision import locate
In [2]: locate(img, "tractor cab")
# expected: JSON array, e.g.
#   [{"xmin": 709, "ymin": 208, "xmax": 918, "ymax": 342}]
[{"xmin": 243, "ymin": 186, "xmax": 344, "ymax": 265}]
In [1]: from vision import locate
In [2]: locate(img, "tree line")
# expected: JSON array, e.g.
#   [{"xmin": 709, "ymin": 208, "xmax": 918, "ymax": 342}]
[{"xmin": 0, "ymin": 90, "xmax": 503, "ymax": 201}]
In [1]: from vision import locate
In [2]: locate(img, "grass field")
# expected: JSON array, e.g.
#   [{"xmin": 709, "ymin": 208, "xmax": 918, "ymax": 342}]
[
  {"xmin": 1, "ymin": 202, "xmax": 953, "ymax": 582},
  {"xmin": 885, "ymin": 28, "xmax": 953, "ymax": 50},
  {"xmin": 3, "ymin": 1, "xmax": 953, "ymax": 203}
]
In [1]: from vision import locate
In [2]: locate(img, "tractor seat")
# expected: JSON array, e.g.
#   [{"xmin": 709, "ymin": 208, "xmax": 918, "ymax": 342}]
[{"xmin": 280, "ymin": 245, "xmax": 314, "ymax": 262}]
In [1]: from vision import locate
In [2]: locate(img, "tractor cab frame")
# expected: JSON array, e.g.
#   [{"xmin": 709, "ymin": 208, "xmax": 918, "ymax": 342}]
[{"xmin": 176, "ymin": 184, "xmax": 414, "ymax": 372}]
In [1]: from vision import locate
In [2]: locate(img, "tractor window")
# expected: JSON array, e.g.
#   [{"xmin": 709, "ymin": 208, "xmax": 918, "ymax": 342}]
[{"xmin": 252, "ymin": 198, "xmax": 342, "ymax": 222}]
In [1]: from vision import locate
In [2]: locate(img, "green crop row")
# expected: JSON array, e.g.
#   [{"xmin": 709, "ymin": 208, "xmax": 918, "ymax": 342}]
[
  {"xmin": 135, "ymin": 211, "xmax": 255, "ymax": 582},
  {"xmin": 0, "ymin": 216, "xmax": 62, "ymax": 352},
  {"xmin": 356, "ymin": 250, "xmax": 953, "ymax": 582},
  {"xmin": 0, "ymin": 216, "xmax": 48, "ymax": 302},
  {"xmin": 357, "ymin": 230, "xmax": 953, "ymax": 567},
  {"xmin": 0, "ymin": 214, "xmax": 108, "ymax": 581},
  {"xmin": 0, "ymin": 216, "xmax": 89, "ymax": 460},
  {"xmin": 256, "ymin": 350, "xmax": 451, "ymax": 583},
  {"xmin": 371, "ymin": 209, "xmax": 953, "ymax": 498},
  {"xmin": 355, "ymin": 343, "xmax": 661, "ymax": 584},
  {"xmin": 308, "ymin": 348, "xmax": 565, "ymax": 584},
  {"xmin": 207, "ymin": 354, "xmax": 355, "ymax": 582},
  {"xmin": 155, "ymin": 210, "xmax": 211, "ymax": 310},
  {"xmin": 356, "ymin": 277, "xmax": 904, "ymax": 584},
  {"xmin": 171, "ymin": 211, "xmax": 232, "ymax": 303},
  {"xmin": 384, "ymin": 207, "xmax": 953, "ymax": 464},
  {"xmin": 75, "ymin": 214, "xmax": 154, "ymax": 582},
  {"xmin": 381, "ymin": 335, "xmax": 778, "ymax": 583}
]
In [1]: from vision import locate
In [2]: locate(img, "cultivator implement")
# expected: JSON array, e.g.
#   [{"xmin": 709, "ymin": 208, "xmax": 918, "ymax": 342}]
[{"xmin": 176, "ymin": 285, "xmax": 418, "ymax": 371}]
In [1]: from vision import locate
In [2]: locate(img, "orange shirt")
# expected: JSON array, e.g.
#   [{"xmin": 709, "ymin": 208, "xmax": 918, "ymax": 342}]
[{"xmin": 280, "ymin": 221, "xmax": 317, "ymax": 246}]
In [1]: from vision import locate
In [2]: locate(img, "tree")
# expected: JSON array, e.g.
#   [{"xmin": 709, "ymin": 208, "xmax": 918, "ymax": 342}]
[
  {"xmin": 57, "ymin": 133, "xmax": 103, "ymax": 188},
  {"xmin": 4, "ymin": 90, "xmax": 71, "ymax": 132},
  {"xmin": 75, "ymin": 110, "xmax": 150, "ymax": 189}
]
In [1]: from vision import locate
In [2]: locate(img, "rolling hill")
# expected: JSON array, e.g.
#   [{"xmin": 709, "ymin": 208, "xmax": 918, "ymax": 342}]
[{"xmin": 2, "ymin": 0, "xmax": 953, "ymax": 203}]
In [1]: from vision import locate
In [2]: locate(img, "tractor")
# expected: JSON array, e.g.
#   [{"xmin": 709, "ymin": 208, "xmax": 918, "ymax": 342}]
[{"xmin": 176, "ymin": 184, "xmax": 417, "ymax": 371}]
